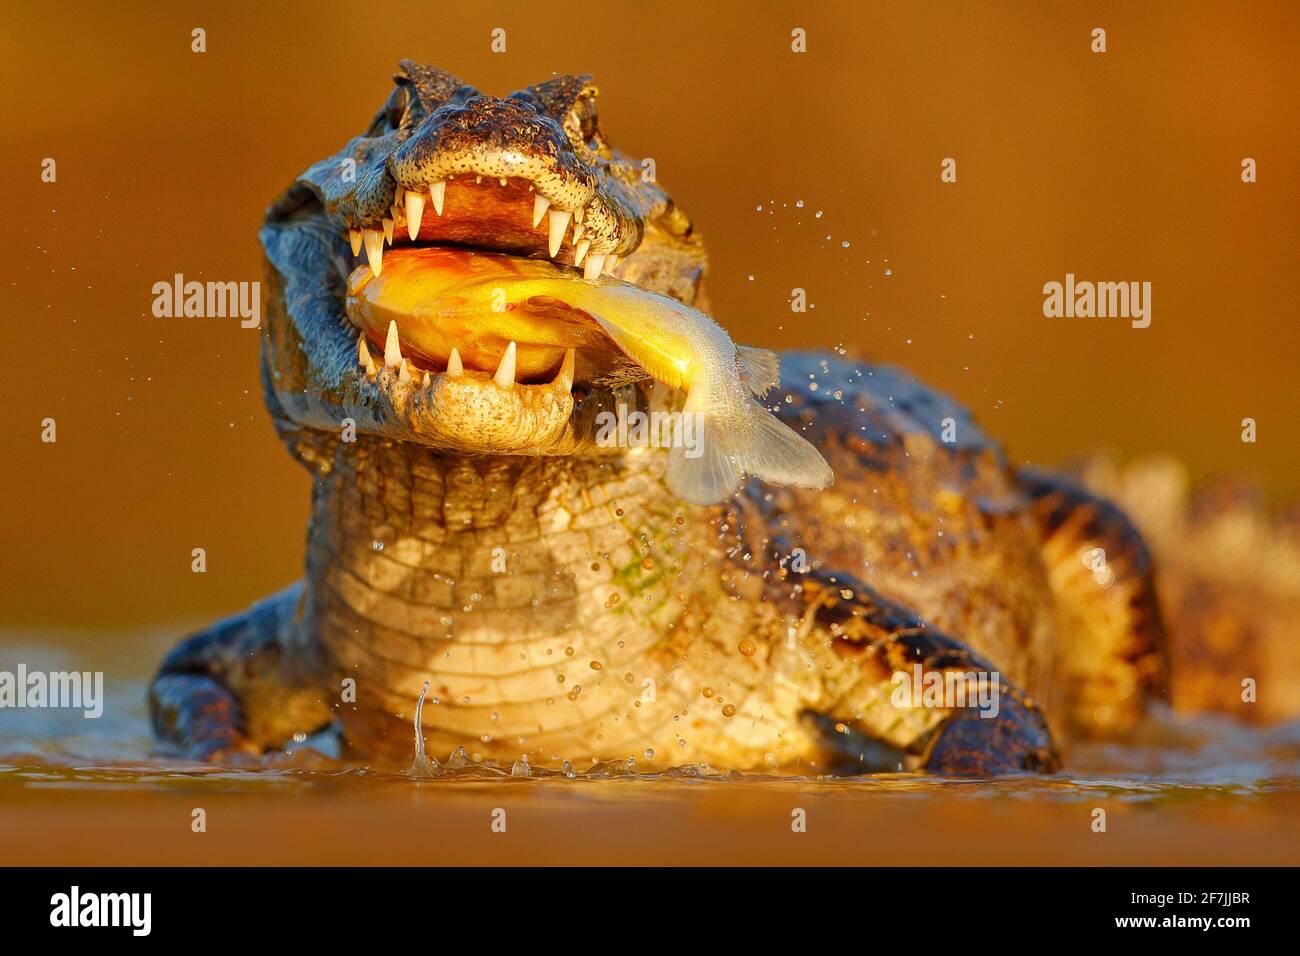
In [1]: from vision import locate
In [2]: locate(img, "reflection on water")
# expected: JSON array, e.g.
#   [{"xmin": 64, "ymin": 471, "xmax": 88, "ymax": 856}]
[
  {"xmin": 3, "ymin": 674, "xmax": 1298, "ymax": 799},
  {"xmin": 2, "ymin": 681, "xmax": 1300, "ymax": 868},
  {"xmin": 2, "ymin": 654, "xmax": 1299, "ymax": 865}
]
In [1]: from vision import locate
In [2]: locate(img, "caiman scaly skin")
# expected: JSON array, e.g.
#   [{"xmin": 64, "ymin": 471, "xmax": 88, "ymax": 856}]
[{"xmin": 150, "ymin": 62, "xmax": 1168, "ymax": 774}]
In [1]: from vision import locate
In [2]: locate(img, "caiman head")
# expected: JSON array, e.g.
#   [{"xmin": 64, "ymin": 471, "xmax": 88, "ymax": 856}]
[{"xmin": 259, "ymin": 60, "xmax": 710, "ymax": 461}]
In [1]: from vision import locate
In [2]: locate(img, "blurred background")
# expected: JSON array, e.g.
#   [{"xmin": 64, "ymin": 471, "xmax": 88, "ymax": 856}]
[{"xmin": 1, "ymin": 0, "xmax": 1295, "ymax": 645}]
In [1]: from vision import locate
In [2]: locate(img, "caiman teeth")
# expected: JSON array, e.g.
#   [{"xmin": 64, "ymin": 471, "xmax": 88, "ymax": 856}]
[
  {"xmin": 447, "ymin": 347, "xmax": 464, "ymax": 376},
  {"xmin": 384, "ymin": 319, "xmax": 402, "ymax": 368},
  {"xmin": 404, "ymin": 191, "xmax": 425, "ymax": 241},
  {"xmin": 359, "ymin": 176, "xmax": 614, "ymax": 278},
  {"xmin": 422, "ymin": 370, "xmax": 431, "ymax": 387},
  {"xmin": 358, "ymin": 335, "xmax": 378, "ymax": 376},
  {"xmin": 494, "ymin": 341, "xmax": 517, "ymax": 387},
  {"xmin": 363, "ymin": 229, "xmax": 384, "ymax": 275},
  {"xmin": 398, "ymin": 358, "xmax": 413, "ymax": 384},
  {"xmin": 547, "ymin": 209, "xmax": 571, "ymax": 258},
  {"xmin": 554, "ymin": 347, "xmax": 575, "ymax": 392},
  {"xmin": 532, "ymin": 195, "xmax": 550, "ymax": 228}
]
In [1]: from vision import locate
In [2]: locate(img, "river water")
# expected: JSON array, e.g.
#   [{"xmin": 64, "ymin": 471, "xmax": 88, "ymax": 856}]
[{"xmin": 2, "ymin": 637, "xmax": 1298, "ymax": 866}]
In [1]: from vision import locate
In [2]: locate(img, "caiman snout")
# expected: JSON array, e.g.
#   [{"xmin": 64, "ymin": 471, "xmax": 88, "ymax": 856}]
[
  {"xmin": 383, "ymin": 94, "xmax": 638, "ymax": 266},
  {"xmin": 395, "ymin": 96, "xmax": 595, "ymax": 209}
]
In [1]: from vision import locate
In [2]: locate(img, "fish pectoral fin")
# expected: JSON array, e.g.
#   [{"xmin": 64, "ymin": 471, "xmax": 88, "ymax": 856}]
[{"xmin": 736, "ymin": 345, "xmax": 781, "ymax": 397}]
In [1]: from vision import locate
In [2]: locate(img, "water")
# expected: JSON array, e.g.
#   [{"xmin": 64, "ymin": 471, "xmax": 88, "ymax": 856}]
[{"xmin": 3, "ymin": 652, "xmax": 1298, "ymax": 866}]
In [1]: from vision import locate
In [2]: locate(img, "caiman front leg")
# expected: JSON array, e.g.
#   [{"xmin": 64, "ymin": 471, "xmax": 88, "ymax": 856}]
[
  {"xmin": 149, "ymin": 583, "xmax": 333, "ymax": 760},
  {"xmin": 792, "ymin": 568, "xmax": 1060, "ymax": 775}
]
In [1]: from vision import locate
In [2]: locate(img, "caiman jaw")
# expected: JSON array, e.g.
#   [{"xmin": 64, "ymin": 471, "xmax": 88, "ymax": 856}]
[
  {"xmin": 349, "ymin": 173, "xmax": 622, "ymax": 282},
  {"xmin": 331, "ymin": 169, "xmax": 666, "ymax": 454},
  {"xmin": 333, "ymin": 172, "xmax": 657, "ymax": 455},
  {"xmin": 356, "ymin": 327, "xmax": 578, "ymax": 454},
  {"xmin": 331, "ymin": 130, "xmax": 650, "ymax": 450},
  {"xmin": 338, "ymin": 241, "xmax": 652, "ymax": 455},
  {"xmin": 333, "ymin": 164, "xmax": 649, "ymax": 454}
]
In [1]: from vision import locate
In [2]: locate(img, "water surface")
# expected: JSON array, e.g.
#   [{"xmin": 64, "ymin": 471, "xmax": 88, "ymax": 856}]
[{"xmin": 3, "ymin": 644, "xmax": 1298, "ymax": 866}]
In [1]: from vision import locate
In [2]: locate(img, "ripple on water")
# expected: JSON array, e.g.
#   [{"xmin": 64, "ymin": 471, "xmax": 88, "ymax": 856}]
[{"xmin": 2, "ymin": 695, "xmax": 1298, "ymax": 804}]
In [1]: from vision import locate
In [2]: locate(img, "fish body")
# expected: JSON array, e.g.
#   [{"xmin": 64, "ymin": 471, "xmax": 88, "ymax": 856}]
[{"xmin": 347, "ymin": 247, "xmax": 833, "ymax": 503}]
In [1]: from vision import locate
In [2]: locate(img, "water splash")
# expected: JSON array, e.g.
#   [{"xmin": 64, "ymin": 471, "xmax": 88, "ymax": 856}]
[{"xmin": 408, "ymin": 680, "xmax": 438, "ymax": 778}]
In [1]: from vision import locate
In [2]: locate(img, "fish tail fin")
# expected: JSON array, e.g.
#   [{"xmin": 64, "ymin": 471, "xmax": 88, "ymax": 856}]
[
  {"xmin": 666, "ymin": 401, "xmax": 834, "ymax": 505},
  {"xmin": 737, "ymin": 400, "xmax": 835, "ymax": 489}
]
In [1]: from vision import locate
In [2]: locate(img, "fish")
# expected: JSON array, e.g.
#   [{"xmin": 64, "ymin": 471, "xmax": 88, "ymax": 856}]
[{"xmin": 346, "ymin": 247, "xmax": 833, "ymax": 504}]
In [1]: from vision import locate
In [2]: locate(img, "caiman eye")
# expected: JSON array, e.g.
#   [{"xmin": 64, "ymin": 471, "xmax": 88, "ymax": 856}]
[
  {"xmin": 563, "ymin": 89, "xmax": 607, "ymax": 162},
  {"xmin": 570, "ymin": 94, "xmax": 599, "ymax": 146},
  {"xmin": 384, "ymin": 84, "xmax": 411, "ymax": 129}
]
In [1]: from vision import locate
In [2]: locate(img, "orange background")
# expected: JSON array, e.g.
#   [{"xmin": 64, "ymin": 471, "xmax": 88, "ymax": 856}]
[{"xmin": 1, "ymin": 0, "xmax": 1295, "ymax": 635}]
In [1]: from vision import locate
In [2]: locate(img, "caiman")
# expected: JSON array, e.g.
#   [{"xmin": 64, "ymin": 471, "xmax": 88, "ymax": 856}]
[{"xmin": 150, "ymin": 61, "xmax": 1167, "ymax": 775}]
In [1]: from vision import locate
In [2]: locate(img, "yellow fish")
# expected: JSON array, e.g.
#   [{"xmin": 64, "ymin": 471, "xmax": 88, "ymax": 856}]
[{"xmin": 347, "ymin": 247, "xmax": 833, "ymax": 504}]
